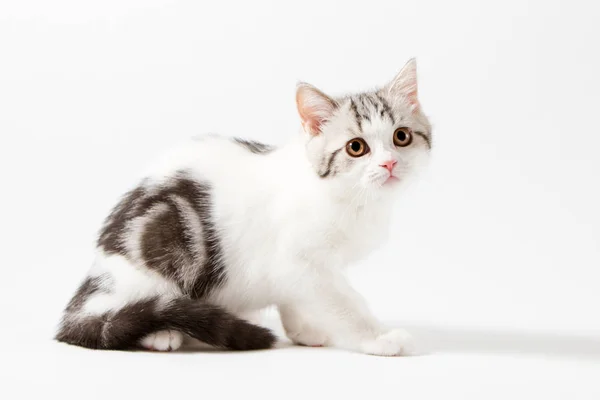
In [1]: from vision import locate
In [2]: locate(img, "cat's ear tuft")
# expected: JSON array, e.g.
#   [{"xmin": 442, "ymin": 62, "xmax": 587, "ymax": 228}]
[
  {"xmin": 385, "ymin": 58, "xmax": 420, "ymax": 113},
  {"xmin": 296, "ymin": 82, "xmax": 338, "ymax": 136}
]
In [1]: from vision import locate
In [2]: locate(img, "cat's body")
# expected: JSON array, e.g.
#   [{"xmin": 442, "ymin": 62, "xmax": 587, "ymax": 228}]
[{"xmin": 56, "ymin": 59, "xmax": 432, "ymax": 355}]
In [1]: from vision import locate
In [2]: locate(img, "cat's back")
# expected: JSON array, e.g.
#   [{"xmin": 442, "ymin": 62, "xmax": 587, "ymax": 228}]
[
  {"xmin": 145, "ymin": 134, "xmax": 276, "ymax": 185},
  {"xmin": 140, "ymin": 134, "xmax": 282, "ymax": 254}
]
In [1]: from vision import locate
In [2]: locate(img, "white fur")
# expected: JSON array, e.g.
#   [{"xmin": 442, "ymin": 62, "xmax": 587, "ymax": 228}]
[
  {"xmin": 360, "ymin": 329, "xmax": 416, "ymax": 356},
  {"xmin": 79, "ymin": 61, "xmax": 431, "ymax": 355},
  {"xmin": 84, "ymin": 250, "xmax": 182, "ymax": 316},
  {"xmin": 140, "ymin": 330, "xmax": 183, "ymax": 351}
]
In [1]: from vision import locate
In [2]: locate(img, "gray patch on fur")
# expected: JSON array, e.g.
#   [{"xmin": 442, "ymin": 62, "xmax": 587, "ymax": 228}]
[
  {"xmin": 374, "ymin": 93, "xmax": 395, "ymax": 124},
  {"xmin": 62, "ymin": 275, "xmax": 109, "ymax": 313},
  {"xmin": 319, "ymin": 148, "xmax": 343, "ymax": 178},
  {"xmin": 233, "ymin": 138, "xmax": 275, "ymax": 154},
  {"xmin": 98, "ymin": 186, "xmax": 147, "ymax": 255},
  {"xmin": 56, "ymin": 171, "xmax": 277, "ymax": 351},
  {"xmin": 349, "ymin": 98, "xmax": 363, "ymax": 132},
  {"xmin": 96, "ymin": 172, "xmax": 226, "ymax": 299},
  {"xmin": 414, "ymin": 131, "xmax": 431, "ymax": 149}
]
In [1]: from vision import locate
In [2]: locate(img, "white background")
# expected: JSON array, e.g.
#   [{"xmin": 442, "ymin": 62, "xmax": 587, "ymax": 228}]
[{"xmin": 1, "ymin": 0, "xmax": 599, "ymax": 399}]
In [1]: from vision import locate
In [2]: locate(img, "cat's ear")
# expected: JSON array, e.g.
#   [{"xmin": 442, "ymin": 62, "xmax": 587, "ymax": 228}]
[
  {"xmin": 296, "ymin": 83, "xmax": 338, "ymax": 136},
  {"xmin": 384, "ymin": 58, "xmax": 420, "ymax": 113}
]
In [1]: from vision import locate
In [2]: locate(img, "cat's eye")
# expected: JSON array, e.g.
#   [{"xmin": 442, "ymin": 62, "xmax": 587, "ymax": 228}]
[
  {"xmin": 346, "ymin": 138, "xmax": 370, "ymax": 157},
  {"xmin": 393, "ymin": 127, "xmax": 413, "ymax": 147}
]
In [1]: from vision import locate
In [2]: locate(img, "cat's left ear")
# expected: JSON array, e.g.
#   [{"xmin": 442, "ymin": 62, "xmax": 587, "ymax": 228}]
[
  {"xmin": 384, "ymin": 58, "xmax": 420, "ymax": 113},
  {"xmin": 296, "ymin": 83, "xmax": 338, "ymax": 136}
]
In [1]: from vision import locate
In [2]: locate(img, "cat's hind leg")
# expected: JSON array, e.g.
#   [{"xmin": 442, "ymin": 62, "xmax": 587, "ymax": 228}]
[
  {"xmin": 56, "ymin": 251, "xmax": 276, "ymax": 351},
  {"xmin": 140, "ymin": 330, "xmax": 184, "ymax": 351}
]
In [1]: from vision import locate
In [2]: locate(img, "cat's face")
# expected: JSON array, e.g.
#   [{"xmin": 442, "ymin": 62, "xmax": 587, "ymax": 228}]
[{"xmin": 297, "ymin": 59, "xmax": 431, "ymax": 200}]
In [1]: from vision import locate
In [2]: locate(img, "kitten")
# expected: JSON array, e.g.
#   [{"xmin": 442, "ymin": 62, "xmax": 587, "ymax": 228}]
[{"xmin": 55, "ymin": 59, "xmax": 432, "ymax": 356}]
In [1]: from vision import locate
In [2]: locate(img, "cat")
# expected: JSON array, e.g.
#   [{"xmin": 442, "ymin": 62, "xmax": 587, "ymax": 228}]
[{"xmin": 55, "ymin": 59, "xmax": 432, "ymax": 356}]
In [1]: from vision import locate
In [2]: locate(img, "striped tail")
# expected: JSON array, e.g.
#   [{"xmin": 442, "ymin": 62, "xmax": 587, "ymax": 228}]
[{"xmin": 55, "ymin": 297, "xmax": 276, "ymax": 351}]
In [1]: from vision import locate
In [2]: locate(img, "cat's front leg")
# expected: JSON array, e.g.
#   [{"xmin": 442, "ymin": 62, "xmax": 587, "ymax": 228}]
[{"xmin": 293, "ymin": 270, "xmax": 415, "ymax": 356}]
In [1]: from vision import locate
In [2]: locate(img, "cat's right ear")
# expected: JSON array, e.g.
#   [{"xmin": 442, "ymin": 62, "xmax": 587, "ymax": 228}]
[{"xmin": 296, "ymin": 83, "xmax": 338, "ymax": 136}]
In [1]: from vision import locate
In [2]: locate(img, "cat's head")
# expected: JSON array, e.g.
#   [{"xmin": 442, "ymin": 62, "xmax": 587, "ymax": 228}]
[{"xmin": 297, "ymin": 59, "xmax": 431, "ymax": 199}]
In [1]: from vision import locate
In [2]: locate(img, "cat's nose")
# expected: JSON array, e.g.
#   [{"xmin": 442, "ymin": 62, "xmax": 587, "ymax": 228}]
[{"xmin": 379, "ymin": 160, "xmax": 397, "ymax": 173}]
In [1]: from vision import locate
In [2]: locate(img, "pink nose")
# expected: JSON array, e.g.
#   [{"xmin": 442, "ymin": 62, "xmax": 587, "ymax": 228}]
[{"xmin": 380, "ymin": 160, "xmax": 397, "ymax": 173}]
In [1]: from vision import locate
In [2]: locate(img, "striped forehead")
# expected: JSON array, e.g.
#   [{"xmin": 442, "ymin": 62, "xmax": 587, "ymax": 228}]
[
  {"xmin": 344, "ymin": 93, "xmax": 400, "ymax": 137},
  {"xmin": 337, "ymin": 92, "xmax": 431, "ymax": 148}
]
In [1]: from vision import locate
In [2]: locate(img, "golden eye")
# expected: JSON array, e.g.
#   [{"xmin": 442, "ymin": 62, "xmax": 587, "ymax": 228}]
[
  {"xmin": 393, "ymin": 127, "xmax": 413, "ymax": 147},
  {"xmin": 346, "ymin": 138, "xmax": 370, "ymax": 157}
]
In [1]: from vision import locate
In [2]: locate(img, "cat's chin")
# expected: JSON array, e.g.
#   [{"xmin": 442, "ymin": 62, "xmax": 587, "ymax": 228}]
[
  {"xmin": 379, "ymin": 176, "xmax": 406, "ymax": 196},
  {"xmin": 375, "ymin": 175, "xmax": 401, "ymax": 189},
  {"xmin": 384, "ymin": 176, "xmax": 400, "ymax": 185}
]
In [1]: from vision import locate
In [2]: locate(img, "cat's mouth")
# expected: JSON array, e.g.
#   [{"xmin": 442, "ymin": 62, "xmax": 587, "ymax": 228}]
[
  {"xmin": 384, "ymin": 175, "xmax": 400, "ymax": 185},
  {"xmin": 368, "ymin": 171, "xmax": 400, "ymax": 187}
]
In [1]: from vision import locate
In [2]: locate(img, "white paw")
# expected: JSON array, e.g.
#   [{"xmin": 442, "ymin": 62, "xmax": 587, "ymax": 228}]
[
  {"xmin": 287, "ymin": 327, "xmax": 328, "ymax": 347},
  {"xmin": 360, "ymin": 329, "xmax": 415, "ymax": 356},
  {"xmin": 140, "ymin": 330, "xmax": 183, "ymax": 351}
]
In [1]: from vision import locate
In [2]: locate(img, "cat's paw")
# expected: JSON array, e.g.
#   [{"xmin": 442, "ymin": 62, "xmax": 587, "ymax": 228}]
[
  {"xmin": 140, "ymin": 330, "xmax": 183, "ymax": 351},
  {"xmin": 287, "ymin": 327, "xmax": 328, "ymax": 347},
  {"xmin": 360, "ymin": 329, "xmax": 415, "ymax": 356}
]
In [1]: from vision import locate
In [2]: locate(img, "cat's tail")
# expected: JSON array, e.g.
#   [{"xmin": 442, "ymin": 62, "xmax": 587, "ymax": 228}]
[{"xmin": 55, "ymin": 297, "xmax": 276, "ymax": 351}]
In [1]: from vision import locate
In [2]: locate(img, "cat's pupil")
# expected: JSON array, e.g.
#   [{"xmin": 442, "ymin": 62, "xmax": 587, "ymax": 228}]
[
  {"xmin": 396, "ymin": 131, "xmax": 406, "ymax": 141},
  {"xmin": 351, "ymin": 141, "xmax": 361, "ymax": 152}
]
